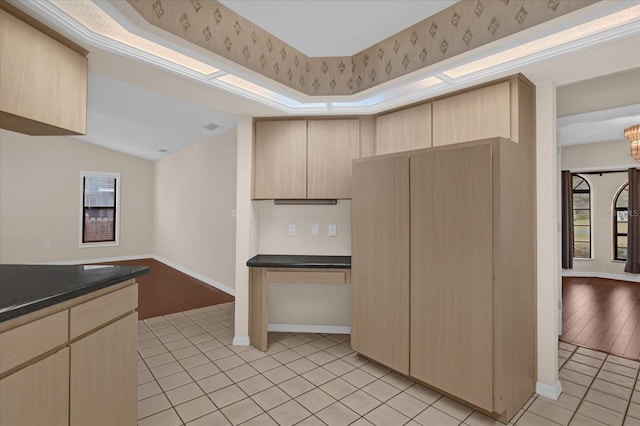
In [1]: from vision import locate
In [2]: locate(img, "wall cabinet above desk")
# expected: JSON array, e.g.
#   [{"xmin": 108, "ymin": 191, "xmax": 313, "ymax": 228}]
[{"xmin": 253, "ymin": 119, "xmax": 361, "ymax": 200}]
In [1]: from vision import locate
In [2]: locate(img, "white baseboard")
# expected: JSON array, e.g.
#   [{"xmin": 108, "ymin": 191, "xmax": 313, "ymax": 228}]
[
  {"xmin": 44, "ymin": 254, "xmax": 153, "ymax": 265},
  {"xmin": 536, "ymin": 381, "xmax": 562, "ymax": 400},
  {"xmin": 152, "ymin": 255, "xmax": 235, "ymax": 296},
  {"xmin": 267, "ymin": 323, "xmax": 351, "ymax": 334},
  {"xmin": 562, "ymin": 270, "xmax": 640, "ymax": 283},
  {"xmin": 232, "ymin": 336, "xmax": 250, "ymax": 346}
]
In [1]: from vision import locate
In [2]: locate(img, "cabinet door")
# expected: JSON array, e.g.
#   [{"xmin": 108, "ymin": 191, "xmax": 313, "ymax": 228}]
[
  {"xmin": 0, "ymin": 9, "xmax": 87, "ymax": 135},
  {"xmin": 432, "ymin": 81, "xmax": 510, "ymax": 146},
  {"xmin": 0, "ymin": 347, "xmax": 69, "ymax": 426},
  {"xmin": 410, "ymin": 144, "xmax": 494, "ymax": 411},
  {"xmin": 253, "ymin": 120, "xmax": 308, "ymax": 199},
  {"xmin": 352, "ymin": 154, "xmax": 410, "ymax": 374},
  {"xmin": 375, "ymin": 103, "xmax": 431, "ymax": 155},
  {"xmin": 307, "ymin": 119, "xmax": 360, "ymax": 199},
  {"xmin": 70, "ymin": 312, "xmax": 137, "ymax": 426}
]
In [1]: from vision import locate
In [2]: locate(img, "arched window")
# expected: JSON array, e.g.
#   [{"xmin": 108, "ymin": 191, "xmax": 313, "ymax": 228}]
[
  {"xmin": 614, "ymin": 183, "xmax": 629, "ymax": 261},
  {"xmin": 572, "ymin": 175, "xmax": 591, "ymax": 259}
]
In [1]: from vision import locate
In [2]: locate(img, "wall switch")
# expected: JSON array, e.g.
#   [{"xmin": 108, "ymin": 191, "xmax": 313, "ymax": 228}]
[
  {"xmin": 288, "ymin": 224, "xmax": 296, "ymax": 236},
  {"xmin": 312, "ymin": 224, "xmax": 319, "ymax": 236},
  {"xmin": 328, "ymin": 224, "xmax": 337, "ymax": 237},
  {"xmin": 231, "ymin": 209, "xmax": 237, "ymax": 218},
  {"xmin": 44, "ymin": 241, "xmax": 51, "ymax": 249}
]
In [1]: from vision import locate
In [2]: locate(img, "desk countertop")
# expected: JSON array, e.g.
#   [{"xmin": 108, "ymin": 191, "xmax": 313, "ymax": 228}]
[
  {"xmin": 246, "ymin": 255, "xmax": 351, "ymax": 269},
  {"xmin": 0, "ymin": 264, "xmax": 149, "ymax": 322}
]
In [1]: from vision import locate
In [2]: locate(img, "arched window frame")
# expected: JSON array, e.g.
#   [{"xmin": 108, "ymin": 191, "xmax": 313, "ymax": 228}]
[
  {"xmin": 572, "ymin": 174, "xmax": 592, "ymax": 259},
  {"xmin": 613, "ymin": 182, "xmax": 629, "ymax": 261}
]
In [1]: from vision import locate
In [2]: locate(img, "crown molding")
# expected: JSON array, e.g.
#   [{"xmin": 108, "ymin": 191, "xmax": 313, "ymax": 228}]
[{"xmin": 9, "ymin": 0, "xmax": 640, "ymax": 115}]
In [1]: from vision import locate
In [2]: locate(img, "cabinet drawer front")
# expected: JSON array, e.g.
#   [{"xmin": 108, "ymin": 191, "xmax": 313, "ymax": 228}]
[
  {"xmin": 0, "ymin": 310, "xmax": 68, "ymax": 374},
  {"xmin": 266, "ymin": 270, "xmax": 346, "ymax": 284},
  {"xmin": 70, "ymin": 284, "xmax": 137, "ymax": 339}
]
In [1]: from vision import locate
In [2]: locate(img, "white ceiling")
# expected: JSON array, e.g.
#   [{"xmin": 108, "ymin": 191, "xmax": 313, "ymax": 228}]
[
  {"xmin": 219, "ymin": 0, "xmax": 457, "ymax": 57},
  {"xmin": 7, "ymin": 0, "xmax": 640, "ymax": 161}
]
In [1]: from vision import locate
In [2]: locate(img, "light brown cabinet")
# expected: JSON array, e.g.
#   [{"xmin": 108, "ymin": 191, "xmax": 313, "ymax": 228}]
[
  {"xmin": 307, "ymin": 119, "xmax": 360, "ymax": 199},
  {"xmin": 352, "ymin": 137, "xmax": 536, "ymax": 422},
  {"xmin": 351, "ymin": 154, "xmax": 410, "ymax": 374},
  {"xmin": 0, "ymin": 282, "xmax": 138, "ymax": 426},
  {"xmin": 70, "ymin": 313, "xmax": 137, "ymax": 426},
  {"xmin": 253, "ymin": 118, "xmax": 360, "ymax": 199},
  {"xmin": 375, "ymin": 103, "xmax": 432, "ymax": 155},
  {"xmin": 0, "ymin": 5, "xmax": 88, "ymax": 135},
  {"xmin": 0, "ymin": 347, "xmax": 70, "ymax": 426}
]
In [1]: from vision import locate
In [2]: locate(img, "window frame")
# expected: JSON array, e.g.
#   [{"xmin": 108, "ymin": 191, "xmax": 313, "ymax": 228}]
[
  {"xmin": 571, "ymin": 174, "xmax": 593, "ymax": 260},
  {"xmin": 613, "ymin": 182, "xmax": 629, "ymax": 262},
  {"xmin": 79, "ymin": 171, "xmax": 121, "ymax": 248}
]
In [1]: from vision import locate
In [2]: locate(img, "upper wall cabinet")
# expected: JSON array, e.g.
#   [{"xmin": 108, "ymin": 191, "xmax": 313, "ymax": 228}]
[
  {"xmin": 253, "ymin": 119, "xmax": 360, "ymax": 199},
  {"xmin": 307, "ymin": 119, "xmax": 360, "ymax": 199},
  {"xmin": 254, "ymin": 120, "xmax": 308, "ymax": 200},
  {"xmin": 375, "ymin": 103, "xmax": 432, "ymax": 155},
  {"xmin": 0, "ymin": 6, "xmax": 88, "ymax": 136},
  {"xmin": 432, "ymin": 80, "xmax": 515, "ymax": 146}
]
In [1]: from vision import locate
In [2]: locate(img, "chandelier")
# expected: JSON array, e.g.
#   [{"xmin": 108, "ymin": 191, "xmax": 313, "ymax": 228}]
[{"xmin": 625, "ymin": 124, "xmax": 640, "ymax": 162}]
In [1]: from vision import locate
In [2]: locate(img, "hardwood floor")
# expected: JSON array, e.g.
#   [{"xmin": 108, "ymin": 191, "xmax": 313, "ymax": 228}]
[
  {"xmin": 560, "ymin": 276, "xmax": 640, "ymax": 360},
  {"xmin": 99, "ymin": 259, "xmax": 234, "ymax": 320}
]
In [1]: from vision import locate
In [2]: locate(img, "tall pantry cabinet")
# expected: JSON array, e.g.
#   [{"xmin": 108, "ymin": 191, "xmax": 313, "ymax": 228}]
[{"xmin": 351, "ymin": 76, "xmax": 535, "ymax": 423}]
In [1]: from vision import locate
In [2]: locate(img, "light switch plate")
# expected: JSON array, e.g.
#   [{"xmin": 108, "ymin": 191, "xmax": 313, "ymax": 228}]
[
  {"xmin": 312, "ymin": 224, "xmax": 319, "ymax": 236},
  {"xmin": 328, "ymin": 224, "xmax": 337, "ymax": 237},
  {"xmin": 288, "ymin": 224, "xmax": 296, "ymax": 236}
]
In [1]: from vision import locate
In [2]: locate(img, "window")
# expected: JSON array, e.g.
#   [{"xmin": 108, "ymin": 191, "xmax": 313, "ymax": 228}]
[
  {"xmin": 614, "ymin": 183, "xmax": 629, "ymax": 261},
  {"xmin": 572, "ymin": 174, "xmax": 591, "ymax": 259},
  {"xmin": 81, "ymin": 172, "xmax": 120, "ymax": 246}
]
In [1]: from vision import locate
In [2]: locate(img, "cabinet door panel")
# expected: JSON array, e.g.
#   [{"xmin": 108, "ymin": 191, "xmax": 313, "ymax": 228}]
[
  {"xmin": 307, "ymin": 119, "xmax": 360, "ymax": 199},
  {"xmin": 0, "ymin": 347, "xmax": 69, "ymax": 426},
  {"xmin": 352, "ymin": 154, "xmax": 410, "ymax": 374},
  {"xmin": 410, "ymin": 144, "xmax": 494, "ymax": 410},
  {"xmin": 375, "ymin": 103, "xmax": 431, "ymax": 155},
  {"xmin": 253, "ymin": 120, "xmax": 307, "ymax": 199},
  {"xmin": 70, "ymin": 312, "xmax": 137, "ymax": 426},
  {"xmin": 432, "ymin": 82, "xmax": 510, "ymax": 146}
]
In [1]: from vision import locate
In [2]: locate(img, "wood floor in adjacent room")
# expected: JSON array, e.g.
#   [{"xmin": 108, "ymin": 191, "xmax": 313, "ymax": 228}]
[
  {"xmin": 561, "ymin": 276, "xmax": 640, "ymax": 360},
  {"xmin": 102, "ymin": 259, "xmax": 234, "ymax": 320}
]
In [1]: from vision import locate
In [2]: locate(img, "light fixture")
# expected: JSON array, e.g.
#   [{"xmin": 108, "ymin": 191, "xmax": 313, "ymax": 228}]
[{"xmin": 624, "ymin": 124, "xmax": 640, "ymax": 162}]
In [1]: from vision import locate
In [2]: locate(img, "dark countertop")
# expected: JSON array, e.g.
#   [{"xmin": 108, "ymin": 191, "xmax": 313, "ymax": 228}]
[
  {"xmin": 247, "ymin": 255, "xmax": 351, "ymax": 269},
  {"xmin": 0, "ymin": 264, "xmax": 149, "ymax": 322}
]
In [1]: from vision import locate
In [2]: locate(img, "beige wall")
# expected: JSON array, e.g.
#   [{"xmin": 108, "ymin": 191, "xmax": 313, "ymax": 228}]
[
  {"xmin": 255, "ymin": 200, "xmax": 351, "ymax": 255},
  {"xmin": 562, "ymin": 140, "xmax": 639, "ymax": 281},
  {"xmin": 0, "ymin": 129, "xmax": 153, "ymax": 263},
  {"xmin": 153, "ymin": 129, "xmax": 237, "ymax": 293}
]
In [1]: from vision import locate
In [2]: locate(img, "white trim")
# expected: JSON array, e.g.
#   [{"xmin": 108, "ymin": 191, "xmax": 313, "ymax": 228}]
[
  {"xmin": 267, "ymin": 324, "xmax": 351, "ymax": 334},
  {"xmin": 232, "ymin": 336, "xmax": 251, "ymax": 346},
  {"xmin": 562, "ymin": 270, "xmax": 640, "ymax": 283},
  {"xmin": 44, "ymin": 254, "xmax": 152, "ymax": 265},
  {"xmin": 536, "ymin": 381, "xmax": 563, "ymax": 400},
  {"xmin": 152, "ymin": 256, "xmax": 235, "ymax": 296}
]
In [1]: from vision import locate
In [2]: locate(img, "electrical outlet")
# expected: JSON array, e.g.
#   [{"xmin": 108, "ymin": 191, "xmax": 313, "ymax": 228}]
[
  {"xmin": 231, "ymin": 209, "xmax": 237, "ymax": 218},
  {"xmin": 312, "ymin": 224, "xmax": 319, "ymax": 236},
  {"xmin": 288, "ymin": 224, "xmax": 296, "ymax": 236},
  {"xmin": 328, "ymin": 224, "xmax": 337, "ymax": 237}
]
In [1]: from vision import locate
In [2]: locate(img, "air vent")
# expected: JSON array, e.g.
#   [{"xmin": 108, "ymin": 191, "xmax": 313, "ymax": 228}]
[
  {"xmin": 158, "ymin": 149, "xmax": 168, "ymax": 153},
  {"xmin": 204, "ymin": 122, "xmax": 220, "ymax": 131}
]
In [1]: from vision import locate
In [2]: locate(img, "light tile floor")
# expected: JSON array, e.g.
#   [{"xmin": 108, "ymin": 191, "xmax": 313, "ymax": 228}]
[{"xmin": 137, "ymin": 303, "xmax": 640, "ymax": 426}]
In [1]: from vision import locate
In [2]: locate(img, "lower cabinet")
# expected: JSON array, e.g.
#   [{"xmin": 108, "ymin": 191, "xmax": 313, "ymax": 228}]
[
  {"xmin": 0, "ymin": 282, "xmax": 138, "ymax": 426},
  {"xmin": 351, "ymin": 138, "xmax": 535, "ymax": 422},
  {"xmin": 70, "ymin": 312, "xmax": 137, "ymax": 426},
  {"xmin": 0, "ymin": 347, "xmax": 70, "ymax": 426}
]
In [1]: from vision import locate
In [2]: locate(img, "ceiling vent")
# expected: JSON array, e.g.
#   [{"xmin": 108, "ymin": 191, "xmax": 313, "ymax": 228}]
[
  {"xmin": 204, "ymin": 122, "xmax": 220, "ymax": 131},
  {"xmin": 158, "ymin": 148, "xmax": 168, "ymax": 153}
]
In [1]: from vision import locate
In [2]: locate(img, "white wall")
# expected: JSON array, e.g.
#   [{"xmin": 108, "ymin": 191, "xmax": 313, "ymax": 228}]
[
  {"xmin": 562, "ymin": 140, "xmax": 639, "ymax": 281},
  {"xmin": 153, "ymin": 129, "xmax": 237, "ymax": 293},
  {"xmin": 0, "ymin": 129, "xmax": 153, "ymax": 263}
]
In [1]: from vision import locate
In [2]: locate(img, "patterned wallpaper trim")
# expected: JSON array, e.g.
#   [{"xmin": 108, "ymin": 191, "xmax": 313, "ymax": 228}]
[{"xmin": 127, "ymin": 0, "xmax": 597, "ymax": 96}]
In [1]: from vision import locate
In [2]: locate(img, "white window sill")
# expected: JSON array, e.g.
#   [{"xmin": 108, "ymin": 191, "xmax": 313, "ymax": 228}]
[
  {"xmin": 573, "ymin": 258, "xmax": 593, "ymax": 261},
  {"xmin": 79, "ymin": 241, "xmax": 120, "ymax": 248}
]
